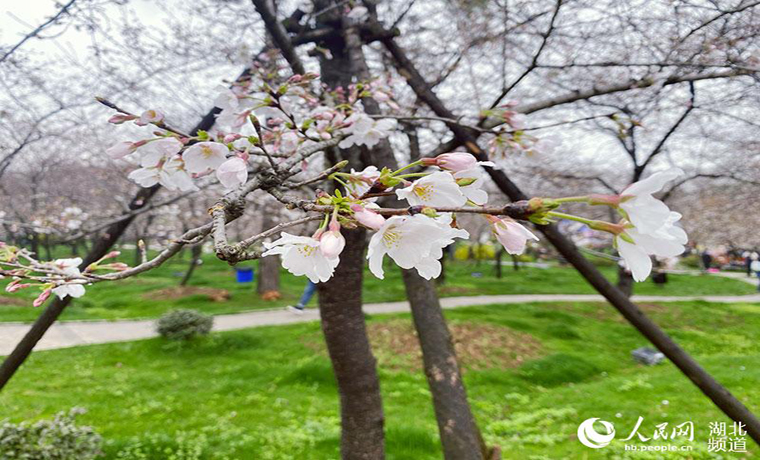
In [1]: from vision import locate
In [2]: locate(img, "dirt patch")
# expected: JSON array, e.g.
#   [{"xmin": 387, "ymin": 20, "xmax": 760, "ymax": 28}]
[
  {"xmin": 0, "ymin": 296, "xmax": 27, "ymax": 306},
  {"xmin": 143, "ymin": 286, "xmax": 230, "ymax": 302},
  {"xmin": 304, "ymin": 320, "xmax": 543, "ymax": 372}
]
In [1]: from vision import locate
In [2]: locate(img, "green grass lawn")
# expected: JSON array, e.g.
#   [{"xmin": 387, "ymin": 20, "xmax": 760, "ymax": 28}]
[
  {"xmin": 1, "ymin": 300, "xmax": 758, "ymax": 459},
  {"xmin": 0, "ymin": 248, "xmax": 755, "ymax": 322}
]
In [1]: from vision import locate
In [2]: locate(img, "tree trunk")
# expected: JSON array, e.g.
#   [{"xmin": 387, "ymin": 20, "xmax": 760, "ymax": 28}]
[
  {"xmin": 180, "ymin": 244, "xmax": 202, "ymax": 286},
  {"xmin": 511, "ymin": 254, "xmax": 519, "ymax": 271},
  {"xmin": 318, "ymin": 229, "xmax": 385, "ymax": 460},
  {"xmin": 402, "ymin": 269, "xmax": 494, "ymax": 460},
  {"xmin": 495, "ymin": 249, "xmax": 503, "ymax": 279},
  {"xmin": 256, "ymin": 204, "xmax": 281, "ymax": 297},
  {"xmin": 616, "ymin": 264, "xmax": 634, "ymax": 298},
  {"xmin": 256, "ymin": 254, "xmax": 281, "ymax": 296}
]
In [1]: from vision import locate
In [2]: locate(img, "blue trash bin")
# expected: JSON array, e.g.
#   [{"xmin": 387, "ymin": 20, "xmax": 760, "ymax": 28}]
[{"xmin": 235, "ymin": 267, "xmax": 254, "ymax": 283}]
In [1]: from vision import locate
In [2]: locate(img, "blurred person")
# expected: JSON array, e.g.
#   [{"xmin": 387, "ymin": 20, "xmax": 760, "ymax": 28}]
[
  {"xmin": 287, "ymin": 280, "xmax": 316, "ymax": 315},
  {"xmin": 751, "ymin": 254, "xmax": 760, "ymax": 292}
]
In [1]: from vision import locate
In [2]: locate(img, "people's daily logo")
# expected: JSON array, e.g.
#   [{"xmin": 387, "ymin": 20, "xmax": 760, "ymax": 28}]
[{"xmin": 577, "ymin": 418, "xmax": 616, "ymax": 449}]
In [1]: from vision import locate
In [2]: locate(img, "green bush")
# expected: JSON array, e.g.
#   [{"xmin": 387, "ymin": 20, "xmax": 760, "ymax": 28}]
[
  {"xmin": 156, "ymin": 309, "xmax": 213, "ymax": 340},
  {"xmin": 0, "ymin": 407, "xmax": 102, "ymax": 459}
]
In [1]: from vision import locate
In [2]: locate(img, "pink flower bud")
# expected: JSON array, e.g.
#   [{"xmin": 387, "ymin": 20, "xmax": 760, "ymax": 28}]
[
  {"xmin": 106, "ymin": 141, "xmax": 137, "ymax": 159},
  {"xmin": 105, "ymin": 251, "xmax": 121, "ymax": 259},
  {"xmin": 320, "ymin": 132, "xmax": 332, "ymax": 140},
  {"xmin": 5, "ymin": 280, "xmax": 29, "ymax": 293},
  {"xmin": 351, "ymin": 204, "xmax": 385, "ymax": 230},
  {"xmin": 489, "ymin": 216, "xmax": 539, "ymax": 255},
  {"xmin": 319, "ymin": 220, "xmax": 345, "ymax": 259},
  {"xmin": 33, "ymin": 289, "xmax": 52, "ymax": 307},
  {"xmin": 434, "ymin": 152, "xmax": 478, "ymax": 172},
  {"xmin": 108, "ymin": 114, "xmax": 137, "ymax": 124}
]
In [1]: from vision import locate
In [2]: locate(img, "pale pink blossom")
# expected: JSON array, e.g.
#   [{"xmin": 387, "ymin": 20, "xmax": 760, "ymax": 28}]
[
  {"xmin": 106, "ymin": 141, "xmax": 139, "ymax": 159},
  {"xmin": 489, "ymin": 217, "xmax": 539, "ymax": 255},
  {"xmin": 351, "ymin": 203, "xmax": 385, "ymax": 230},
  {"xmin": 216, "ymin": 157, "xmax": 248, "ymax": 189},
  {"xmin": 619, "ymin": 168, "xmax": 683, "ymax": 235},
  {"xmin": 135, "ymin": 109, "xmax": 164, "ymax": 126},
  {"xmin": 367, "ymin": 214, "xmax": 468, "ymax": 280},
  {"xmin": 319, "ymin": 220, "xmax": 346, "ymax": 259},
  {"xmin": 396, "ymin": 171, "xmax": 467, "ymax": 207},
  {"xmin": 183, "ymin": 142, "xmax": 229, "ymax": 173},
  {"xmin": 262, "ymin": 233, "xmax": 339, "ymax": 283}
]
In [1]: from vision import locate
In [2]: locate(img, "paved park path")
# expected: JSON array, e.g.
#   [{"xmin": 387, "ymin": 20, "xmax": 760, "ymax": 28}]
[{"xmin": 1, "ymin": 286, "xmax": 759, "ymax": 355}]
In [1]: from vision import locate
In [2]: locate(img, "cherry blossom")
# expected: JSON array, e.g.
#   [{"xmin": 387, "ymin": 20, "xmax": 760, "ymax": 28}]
[
  {"xmin": 216, "ymin": 157, "xmax": 248, "ymax": 189},
  {"xmin": 454, "ymin": 168, "xmax": 488, "ymax": 205},
  {"xmin": 50, "ymin": 258, "xmax": 87, "ymax": 299},
  {"xmin": 137, "ymin": 137, "xmax": 183, "ymax": 166},
  {"xmin": 616, "ymin": 212, "xmax": 687, "ymax": 281},
  {"xmin": 279, "ymin": 131, "xmax": 301, "ymax": 153},
  {"xmin": 262, "ymin": 233, "xmax": 340, "ymax": 283},
  {"xmin": 338, "ymin": 112, "xmax": 396, "ymax": 149},
  {"xmin": 396, "ymin": 171, "xmax": 467, "ymax": 207},
  {"xmin": 367, "ymin": 214, "xmax": 468, "ymax": 280},
  {"xmin": 106, "ymin": 141, "xmax": 141, "ymax": 159},
  {"xmin": 136, "ymin": 109, "xmax": 164, "ymax": 126},
  {"xmin": 346, "ymin": 166, "xmax": 380, "ymax": 197},
  {"xmin": 619, "ymin": 168, "xmax": 683, "ymax": 234},
  {"xmin": 488, "ymin": 216, "xmax": 539, "ymax": 255},
  {"xmin": 319, "ymin": 220, "xmax": 346, "ymax": 259},
  {"xmin": 351, "ymin": 203, "xmax": 385, "ymax": 230},
  {"xmin": 183, "ymin": 142, "xmax": 229, "ymax": 174}
]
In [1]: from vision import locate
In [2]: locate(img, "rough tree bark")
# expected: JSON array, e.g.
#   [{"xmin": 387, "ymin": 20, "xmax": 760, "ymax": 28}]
[
  {"xmin": 402, "ymin": 269, "xmax": 494, "ymax": 460},
  {"xmin": 345, "ymin": 11, "xmax": 492, "ymax": 458},
  {"xmin": 308, "ymin": 3, "xmax": 386, "ymax": 458}
]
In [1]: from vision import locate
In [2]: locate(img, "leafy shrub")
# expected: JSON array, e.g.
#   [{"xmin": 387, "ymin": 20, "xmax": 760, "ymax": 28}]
[
  {"xmin": 156, "ymin": 309, "xmax": 213, "ymax": 340},
  {"xmin": 0, "ymin": 407, "xmax": 102, "ymax": 460},
  {"xmin": 454, "ymin": 243, "xmax": 496, "ymax": 260}
]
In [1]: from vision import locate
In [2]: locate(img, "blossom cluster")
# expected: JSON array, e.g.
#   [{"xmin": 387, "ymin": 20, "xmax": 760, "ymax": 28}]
[
  {"xmin": 262, "ymin": 152, "xmax": 540, "ymax": 283},
  {"xmin": 105, "ymin": 72, "xmax": 399, "ymax": 193}
]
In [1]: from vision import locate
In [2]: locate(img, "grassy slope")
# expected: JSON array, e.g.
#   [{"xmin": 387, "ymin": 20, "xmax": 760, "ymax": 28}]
[
  {"xmin": 1, "ymin": 300, "xmax": 758, "ymax": 459},
  {"xmin": 0, "ymin": 251, "xmax": 754, "ymax": 322}
]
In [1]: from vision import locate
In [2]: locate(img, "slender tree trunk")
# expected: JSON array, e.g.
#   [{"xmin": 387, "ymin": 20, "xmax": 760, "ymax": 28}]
[
  {"xmin": 616, "ymin": 264, "xmax": 633, "ymax": 298},
  {"xmin": 180, "ymin": 244, "xmax": 202, "ymax": 286},
  {"xmin": 402, "ymin": 269, "xmax": 495, "ymax": 460},
  {"xmin": 511, "ymin": 254, "xmax": 519, "ymax": 271},
  {"xmin": 256, "ymin": 205, "xmax": 281, "ymax": 297},
  {"xmin": 495, "ymin": 248, "xmax": 503, "ymax": 279},
  {"xmin": 318, "ymin": 229, "xmax": 385, "ymax": 460}
]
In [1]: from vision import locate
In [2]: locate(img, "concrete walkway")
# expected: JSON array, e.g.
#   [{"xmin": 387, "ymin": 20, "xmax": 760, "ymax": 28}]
[{"xmin": 2, "ymin": 292, "xmax": 760, "ymax": 355}]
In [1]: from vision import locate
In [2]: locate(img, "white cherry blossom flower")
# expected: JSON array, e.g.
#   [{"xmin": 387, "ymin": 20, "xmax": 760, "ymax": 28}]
[
  {"xmin": 52, "ymin": 283, "xmax": 86, "ymax": 299},
  {"xmin": 367, "ymin": 214, "xmax": 468, "ymax": 280},
  {"xmin": 51, "ymin": 258, "xmax": 86, "ymax": 299},
  {"xmin": 338, "ymin": 112, "xmax": 396, "ymax": 149},
  {"xmin": 616, "ymin": 212, "xmax": 687, "ymax": 281},
  {"xmin": 162, "ymin": 157, "xmax": 198, "ymax": 192},
  {"xmin": 183, "ymin": 142, "xmax": 229, "ymax": 174},
  {"xmin": 216, "ymin": 157, "xmax": 248, "ymax": 189},
  {"xmin": 619, "ymin": 168, "xmax": 683, "ymax": 234},
  {"xmin": 454, "ymin": 168, "xmax": 488, "ymax": 205},
  {"xmin": 346, "ymin": 165, "xmax": 380, "ymax": 197},
  {"xmin": 262, "ymin": 233, "xmax": 340, "ymax": 283},
  {"xmin": 489, "ymin": 217, "xmax": 538, "ymax": 255},
  {"xmin": 138, "ymin": 137, "xmax": 183, "ymax": 167},
  {"xmin": 396, "ymin": 171, "xmax": 467, "ymax": 207},
  {"xmin": 136, "ymin": 109, "xmax": 164, "ymax": 126}
]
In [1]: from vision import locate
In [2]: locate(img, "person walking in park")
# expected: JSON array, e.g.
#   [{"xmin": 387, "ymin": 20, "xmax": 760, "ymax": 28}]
[{"xmin": 287, "ymin": 281, "xmax": 316, "ymax": 314}]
